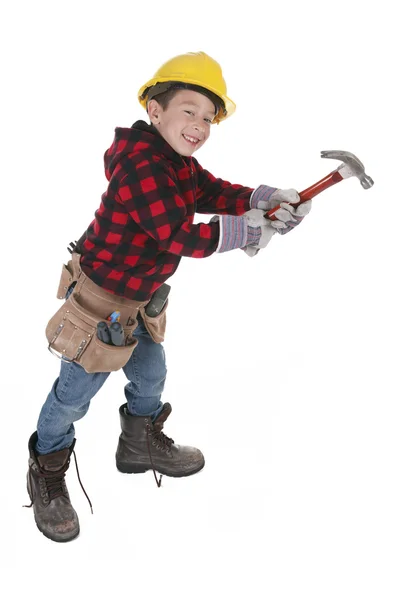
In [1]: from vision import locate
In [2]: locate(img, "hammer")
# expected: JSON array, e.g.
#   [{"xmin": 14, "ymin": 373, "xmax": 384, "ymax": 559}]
[{"xmin": 266, "ymin": 150, "xmax": 374, "ymax": 220}]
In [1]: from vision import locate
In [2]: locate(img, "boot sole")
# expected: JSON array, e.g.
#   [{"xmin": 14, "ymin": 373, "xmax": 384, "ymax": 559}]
[{"xmin": 116, "ymin": 459, "xmax": 205, "ymax": 478}]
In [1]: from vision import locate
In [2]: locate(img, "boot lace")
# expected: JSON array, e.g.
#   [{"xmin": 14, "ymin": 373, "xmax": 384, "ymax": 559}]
[
  {"xmin": 145, "ymin": 425, "xmax": 174, "ymax": 488},
  {"xmin": 24, "ymin": 450, "xmax": 93, "ymax": 514}
]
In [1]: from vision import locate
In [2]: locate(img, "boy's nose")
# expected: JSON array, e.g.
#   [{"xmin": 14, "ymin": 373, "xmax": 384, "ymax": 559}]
[{"xmin": 193, "ymin": 122, "xmax": 205, "ymax": 134}]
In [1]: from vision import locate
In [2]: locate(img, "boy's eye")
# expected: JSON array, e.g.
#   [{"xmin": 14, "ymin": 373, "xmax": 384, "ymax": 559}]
[{"xmin": 184, "ymin": 110, "xmax": 212, "ymax": 124}]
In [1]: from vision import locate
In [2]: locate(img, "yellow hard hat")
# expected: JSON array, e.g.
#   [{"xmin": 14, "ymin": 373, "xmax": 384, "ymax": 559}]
[{"xmin": 138, "ymin": 51, "xmax": 235, "ymax": 124}]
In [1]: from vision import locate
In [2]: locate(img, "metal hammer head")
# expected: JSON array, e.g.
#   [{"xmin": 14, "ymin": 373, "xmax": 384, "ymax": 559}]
[{"xmin": 321, "ymin": 150, "xmax": 374, "ymax": 189}]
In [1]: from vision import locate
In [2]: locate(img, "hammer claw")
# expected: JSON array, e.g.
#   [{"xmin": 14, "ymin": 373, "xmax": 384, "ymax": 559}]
[
  {"xmin": 321, "ymin": 150, "xmax": 363, "ymax": 166},
  {"xmin": 321, "ymin": 149, "xmax": 374, "ymax": 189}
]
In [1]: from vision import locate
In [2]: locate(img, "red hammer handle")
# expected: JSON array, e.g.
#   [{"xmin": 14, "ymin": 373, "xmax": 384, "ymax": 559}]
[{"xmin": 266, "ymin": 170, "xmax": 344, "ymax": 220}]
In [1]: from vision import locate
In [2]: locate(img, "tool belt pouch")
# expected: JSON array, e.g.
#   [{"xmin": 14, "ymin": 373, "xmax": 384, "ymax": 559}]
[
  {"xmin": 45, "ymin": 293, "xmax": 138, "ymax": 373},
  {"xmin": 139, "ymin": 299, "xmax": 168, "ymax": 344},
  {"xmin": 56, "ymin": 252, "xmax": 82, "ymax": 300}
]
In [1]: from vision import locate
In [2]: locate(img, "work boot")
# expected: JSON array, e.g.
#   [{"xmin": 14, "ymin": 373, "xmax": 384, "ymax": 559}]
[
  {"xmin": 116, "ymin": 403, "xmax": 205, "ymax": 484},
  {"xmin": 25, "ymin": 432, "xmax": 80, "ymax": 543}
]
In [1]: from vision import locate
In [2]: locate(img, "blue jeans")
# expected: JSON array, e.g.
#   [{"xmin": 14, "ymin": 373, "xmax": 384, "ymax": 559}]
[{"xmin": 36, "ymin": 313, "xmax": 166, "ymax": 455}]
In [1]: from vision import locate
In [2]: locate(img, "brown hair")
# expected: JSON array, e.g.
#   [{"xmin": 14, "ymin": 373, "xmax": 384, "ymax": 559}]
[{"xmin": 151, "ymin": 88, "xmax": 182, "ymax": 111}]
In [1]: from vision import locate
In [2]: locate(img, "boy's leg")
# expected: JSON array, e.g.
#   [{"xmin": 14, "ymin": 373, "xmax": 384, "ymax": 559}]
[
  {"xmin": 116, "ymin": 314, "xmax": 204, "ymax": 478},
  {"xmin": 36, "ymin": 360, "xmax": 110, "ymax": 454},
  {"xmin": 121, "ymin": 314, "xmax": 166, "ymax": 421},
  {"xmin": 27, "ymin": 360, "xmax": 110, "ymax": 542}
]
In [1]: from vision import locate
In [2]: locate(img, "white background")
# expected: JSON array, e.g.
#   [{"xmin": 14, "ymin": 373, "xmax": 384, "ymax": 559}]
[{"xmin": 1, "ymin": 1, "xmax": 399, "ymax": 598}]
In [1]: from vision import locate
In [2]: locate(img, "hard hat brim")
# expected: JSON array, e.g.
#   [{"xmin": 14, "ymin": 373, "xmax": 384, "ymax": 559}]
[{"xmin": 138, "ymin": 76, "xmax": 236, "ymax": 123}]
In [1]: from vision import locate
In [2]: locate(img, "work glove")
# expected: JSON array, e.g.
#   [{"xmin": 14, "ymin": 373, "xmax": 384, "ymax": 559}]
[
  {"xmin": 270, "ymin": 194, "xmax": 312, "ymax": 235},
  {"xmin": 251, "ymin": 187, "xmax": 312, "ymax": 233},
  {"xmin": 250, "ymin": 186, "xmax": 296, "ymax": 211},
  {"xmin": 250, "ymin": 185, "xmax": 311, "ymax": 224},
  {"xmin": 243, "ymin": 208, "xmax": 282, "ymax": 254},
  {"xmin": 211, "ymin": 189, "xmax": 311, "ymax": 255},
  {"xmin": 243, "ymin": 187, "xmax": 312, "ymax": 256},
  {"xmin": 251, "ymin": 186, "xmax": 312, "ymax": 230},
  {"xmin": 211, "ymin": 210, "xmax": 278, "ymax": 254}
]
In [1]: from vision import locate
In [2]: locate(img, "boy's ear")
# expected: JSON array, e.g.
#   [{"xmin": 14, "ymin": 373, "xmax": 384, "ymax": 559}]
[{"xmin": 147, "ymin": 99, "xmax": 162, "ymax": 125}]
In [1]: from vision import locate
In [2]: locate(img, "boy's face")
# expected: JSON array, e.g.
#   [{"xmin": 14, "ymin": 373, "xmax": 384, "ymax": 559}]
[{"xmin": 148, "ymin": 90, "xmax": 216, "ymax": 156}]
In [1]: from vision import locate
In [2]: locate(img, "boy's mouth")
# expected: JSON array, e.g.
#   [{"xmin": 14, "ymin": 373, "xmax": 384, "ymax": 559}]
[{"xmin": 182, "ymin": 134, "xmax": 200, "ymax": 146}]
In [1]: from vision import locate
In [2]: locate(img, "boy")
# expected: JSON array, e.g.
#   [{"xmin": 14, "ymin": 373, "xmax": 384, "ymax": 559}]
[{"xmin": 25, "ymin": 51, "xmax": 311, "ymax": 542}]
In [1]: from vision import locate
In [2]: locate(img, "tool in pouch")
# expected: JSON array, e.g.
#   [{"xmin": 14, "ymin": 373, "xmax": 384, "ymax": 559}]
[
  {"xmin": 95, "ymin": 282, "xmax": 171, "ymax": 347},
  {"xmin": 96, "ymin": 322, "xmax": 112, "ymax": 344},
  {"xmin": 144, "ymin": 283, "xmax": 171, "ymax": 317},
  {"xmin": 96, "ymin": 318, "xmax": 125, "ymax": 347},
  {"xmin": 96, "ymin": 310, "xmax": 125, "ymax": 347}
]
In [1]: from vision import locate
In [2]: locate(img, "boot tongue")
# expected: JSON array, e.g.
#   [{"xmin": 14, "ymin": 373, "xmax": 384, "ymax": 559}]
[
  {"xmin": 37, "ymin": 448, "xmax": 70, "ymax": 472},
  {"xmin": 153, "ymin": 403, "xmax": 172, "ymax": 431}
]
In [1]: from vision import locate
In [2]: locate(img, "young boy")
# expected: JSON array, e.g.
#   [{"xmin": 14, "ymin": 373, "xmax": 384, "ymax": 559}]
[{"xmin": 25, "ymin": 51, "xmax": 311, "ymax": 542}]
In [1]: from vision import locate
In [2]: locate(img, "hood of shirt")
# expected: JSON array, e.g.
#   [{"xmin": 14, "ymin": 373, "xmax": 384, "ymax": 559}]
[{"xmin": 104, "ymin": 120, "xmax": 193, "ymax": 180}]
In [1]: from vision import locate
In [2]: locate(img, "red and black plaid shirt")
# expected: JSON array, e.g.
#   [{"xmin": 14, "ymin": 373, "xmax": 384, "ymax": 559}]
[{"xmin": 81, "ymin": 121, "xmax": 254, "ymax": 301}]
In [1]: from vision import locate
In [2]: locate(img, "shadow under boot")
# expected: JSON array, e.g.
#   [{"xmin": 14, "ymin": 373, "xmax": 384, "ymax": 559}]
[
  {"xmin": 116, "ymin": 403, "xmax": 205, "ymax": 485},
  {"xmin": 25, "ymin": 432, "xmax": 91, "ymax": 543}
]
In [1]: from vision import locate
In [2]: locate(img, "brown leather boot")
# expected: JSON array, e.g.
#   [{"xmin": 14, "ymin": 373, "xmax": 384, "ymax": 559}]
[
  {"xmin": 116, "ymin": 403, "xmax": 205, "ymax": 484},
  {"xmin": 26, "ymin": 432, "xmax": 80, "ymax": 543}
]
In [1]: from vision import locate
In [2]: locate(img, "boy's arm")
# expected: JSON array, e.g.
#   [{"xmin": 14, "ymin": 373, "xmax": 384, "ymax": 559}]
[
  {"xmin": 115, "ymin": 156, "xmax": 249, "ymax": 257},
  {"xmin": 193, "ymin": 158, "xmax": 277, "ymax": 216}
]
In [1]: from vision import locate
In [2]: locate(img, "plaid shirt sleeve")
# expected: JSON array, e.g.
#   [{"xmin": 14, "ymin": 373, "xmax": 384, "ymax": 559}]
[
  {"xmin": 193, "ymin": 158, "xmax": 254, "ymax": 216},
  {"xmin": 115, "ymin": 155, "xmax": 219, "ymax": 258}
]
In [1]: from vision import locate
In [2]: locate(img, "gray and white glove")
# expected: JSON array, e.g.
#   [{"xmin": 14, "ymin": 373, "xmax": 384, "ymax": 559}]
[
  {"xmin": 249, "ymin": 186, "xmax": 296, "ymax": 211},
  {"xmin": 242, "ymin": 187, "xmax": 312, "ymax": 256},
  {"xmin": 211, "ymin": 209, "xmax": 278, "ymax": 254},
  {"xmin": 211, "ymin": 188, "xmax": 311, "ymax": 255},
  {"xmin": 241, "ymin": 208, "xmax": 282, "ymax": 256},
  {"xmin": 266, "ymin": 189, "xmax": 312, "ymax": 235},
  {"xmin": 250, "ymin": 186, "xmax": 312, "ymax": 233}
]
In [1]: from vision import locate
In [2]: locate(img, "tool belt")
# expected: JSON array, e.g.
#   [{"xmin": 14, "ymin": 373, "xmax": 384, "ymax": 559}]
[{"xmin": 46, "ymin": 253, "xmax": 168, "ymax": 373}]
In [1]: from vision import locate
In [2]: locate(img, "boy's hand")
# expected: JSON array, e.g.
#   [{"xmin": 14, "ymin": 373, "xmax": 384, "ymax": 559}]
[
  {"xmin": 242, "ymin": 208, "xmax": 282, "ymax": 256},
  {"xmin": 250, "ymin": 186, "xmax": 312, "ymax": 234},
  {"xmin": 213, "ymin": 194, "xmax": 311, "ymax": 255},
  {"xmin": 242, "ymin": 197, "xmax": 312, "ymax": 256},
  {"xmin": 270, "ymin": 198, "xmax": 312, "ymax": 235},
  {"xmin": 250, "ymin": 186, "xmax": 298, "ymax": 210}
]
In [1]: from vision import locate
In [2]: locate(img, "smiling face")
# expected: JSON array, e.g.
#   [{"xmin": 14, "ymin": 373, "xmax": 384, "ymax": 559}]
[{"xmin": 147, "ymin": 89, "xmax": 216, "ymax": 156}]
